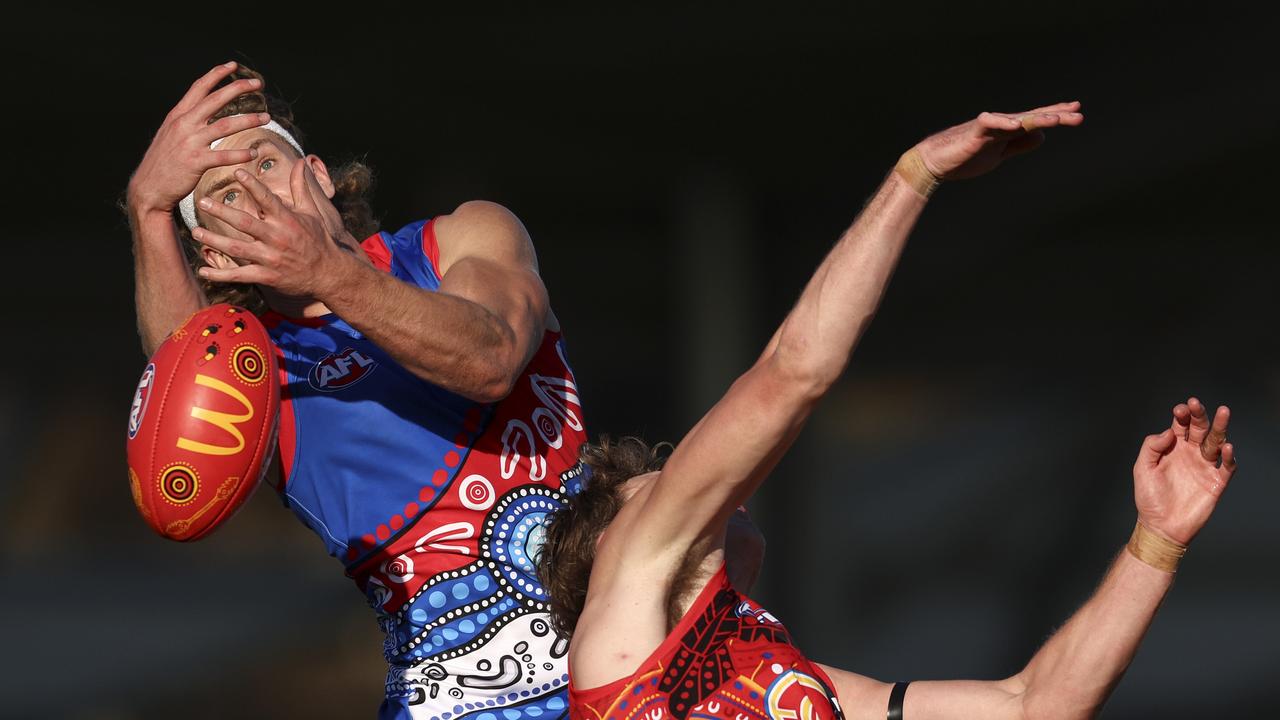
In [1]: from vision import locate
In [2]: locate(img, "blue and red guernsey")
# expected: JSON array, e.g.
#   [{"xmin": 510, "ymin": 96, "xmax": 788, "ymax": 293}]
[
  {"xmin": 569, "ymin": 566, "xmax": 844, "ymax": 720},
  {"xmin": 265, "ymin": 218, "xmax": 588, "ymax": 720}
]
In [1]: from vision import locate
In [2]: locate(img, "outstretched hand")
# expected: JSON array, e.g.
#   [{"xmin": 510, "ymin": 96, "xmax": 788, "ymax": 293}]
[
  {"xmin": 1133, "ymin": 397, "xmax": 1237, "ymax": 546},
  {"xmin": 192, "ymin": 160, "xmax": 358, "ymax": 298},
  {"xmin": 127, "ymin": 62, "xmax": 272, "ymax": 214},
  {"xmin": 914, "ymin": 101, "xmax": 1083, "ymax": 182}
]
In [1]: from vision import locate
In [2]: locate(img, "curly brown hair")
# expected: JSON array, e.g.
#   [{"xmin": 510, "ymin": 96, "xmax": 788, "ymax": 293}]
[
  {"xmin": 125, "ymin": 64, "xmax": 380, "ymax": 314},
  {"xmin": 537, "ymin": 436, "xmax": 670, "ymax": 638}
]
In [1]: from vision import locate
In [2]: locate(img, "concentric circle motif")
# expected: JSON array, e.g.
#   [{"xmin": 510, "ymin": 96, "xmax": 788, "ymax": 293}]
[
  {"xmin": 158, "ymin": 464, "xmax": 200, "ymax": 506},
  {"xmin": 230, "ymin": 343, "xmax": 268, "ymax": 386},
  {"xmin": 383, "ymin": 554, "xmax": 415, "ymax": 584},
  {"xmin": 458, "ymin": 474, "xmax": 496, "ymax": 511}
]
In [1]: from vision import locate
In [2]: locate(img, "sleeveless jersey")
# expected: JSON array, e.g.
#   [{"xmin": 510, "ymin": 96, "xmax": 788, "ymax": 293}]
[
  {"xmin": 264, "ymin": 218, "xmax": 588, "ymax": 720},
  {"xmin": 569, "ymin": 566, "xmax": 844, "ymax": 720}
]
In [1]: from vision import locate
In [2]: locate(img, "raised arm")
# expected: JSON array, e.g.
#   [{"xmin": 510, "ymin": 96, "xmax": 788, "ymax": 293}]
[
  {"xmin": 621, "ymin": 104, "xmax": 1084, "ymax": 564},
  {"xmin": 817, "ymin": 398, "xmax": 1238, "ymax": 720},
  {"xmin": 194, "ymin": 157, "xmax": 549, "ymax": 403},
  {"xmin": 127, "ymin": 62, "xmax": 273, "ymax": 354}
]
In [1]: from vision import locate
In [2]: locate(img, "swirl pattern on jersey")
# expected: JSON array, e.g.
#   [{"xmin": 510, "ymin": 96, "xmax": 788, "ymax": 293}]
[
  {"xmin": 266, "ymin": 220, "xmax": 589, "ymax": 720},
  {"xmin": 571, "ymin": 567, "xmax": 844, "ymax": 720}
]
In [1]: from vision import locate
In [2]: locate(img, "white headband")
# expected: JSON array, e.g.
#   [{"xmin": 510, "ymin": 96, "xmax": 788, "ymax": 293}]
[{"xmin": 178, "ymin": 117, "xmax": 305, "ymax": 230}]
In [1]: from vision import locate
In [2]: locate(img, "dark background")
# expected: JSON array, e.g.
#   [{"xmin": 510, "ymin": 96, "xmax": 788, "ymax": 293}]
[{"xmin": 3, "ymin": 4, "xmax": 1277, "ymax": 718}]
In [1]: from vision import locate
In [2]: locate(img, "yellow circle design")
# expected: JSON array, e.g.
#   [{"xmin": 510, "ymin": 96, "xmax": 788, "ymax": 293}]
[
  {"xmin": 230, "ymin": 343, "xmax": 268, "ymax": 386},
  {"xmin": 158, "ymin": 464, "xmax": 200, "ymax": 506}
]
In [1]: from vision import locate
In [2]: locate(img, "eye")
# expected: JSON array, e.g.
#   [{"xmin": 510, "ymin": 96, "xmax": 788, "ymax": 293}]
[
  {"xmin": 259, "ymin": 158, "xmax": 275, "ymax": 173},
  {"xmin": 221, "ymin": 190, "xmax": 239, "ymax": 205}
]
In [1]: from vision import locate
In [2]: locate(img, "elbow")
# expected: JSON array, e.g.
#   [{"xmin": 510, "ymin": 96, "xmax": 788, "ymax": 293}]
[
  {"xmin": 461, "ymin": 348, "xmax": 523, "ymax": 404},
  {"xmin": 766, "ymin": 314, "xmax": 871, "ymax": 398},
  {"xmin": 766, "ymin": 343, "xmax": 845, "ymax": 401},
  {"xmin": 1022, "ymin": 701, "xmax": 1099, "ymax": 720},
  {"xmin": 1017, "ymin": 680, "xmax": 1100, "ymax": 720},
  {"xmin": 468, "ymin": 374, "xmax": 518, "ymax": 405}
]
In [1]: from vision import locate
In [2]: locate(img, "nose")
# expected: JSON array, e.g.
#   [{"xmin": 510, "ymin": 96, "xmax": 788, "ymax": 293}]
[{"xmin": 265, "ymin": 175, "xmax": 296, "ymax": 210}]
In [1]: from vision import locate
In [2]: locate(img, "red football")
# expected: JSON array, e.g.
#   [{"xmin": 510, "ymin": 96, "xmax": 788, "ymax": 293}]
[{"xmin": 126, "ymin": 304, "xmax": 279, "ymax": 541}]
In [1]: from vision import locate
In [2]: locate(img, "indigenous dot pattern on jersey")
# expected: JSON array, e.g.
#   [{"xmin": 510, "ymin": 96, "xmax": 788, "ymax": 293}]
[{"xmin": 262, "ymin": 219, "xmax": 589, "ymax": 720}]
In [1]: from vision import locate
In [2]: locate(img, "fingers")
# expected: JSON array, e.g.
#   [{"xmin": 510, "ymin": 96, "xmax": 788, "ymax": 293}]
[
  {"xmin": 288, "ymin": 159, "xmax": 320, "ymax": 214},
  {"xmin": 204, "ymin": 148, "xmax": 261, "ymax": 170},
  {"xmin": 233, "ymin": 168, "xmax": 287, "ymax": 217},
  {"xmin": 1018, "ymin": 101, "xmax": 1084, "ymax": 128},
  {"xmin": 1138, "ymin": 428, "xmax": 1177, "ymax": 468},
  {"xmin": 978, "ymin": 102, "xmax": 1084, "ymax": 138},
  {"xmin": 1200, "ymin": 405, "xmax": 1231, "ymax": 463},
  {"xmin": 303, "ymin": 163, "xmax": 329, "ymax": 202},
  {"xmin": 196, "ymin": 192, "xmax": 273, "ymax": 238},
  {"xmin": 1186, "ymin": 397, "xmax": 1211, "ymax": 443},
  {"xmin": 188, "ymin": 76, "xmax": 264, "ymax": 125},
  {"xmin": 1171, "ymin": 402, "xmax": 1191, "ymax": 438},
  {"xmin": 197, "ymin": 263, "xmax": 273, "ymax": 286},
  {"xmin": 171, "ymin": 62, "xmax": 238, "ymax": 117},
  {"xmin": 1016, "ymin": 112, "xmax": 1085, "ymax": 131},
  {"xmin": 979, "ymin": 111, "xmax": 1023, "ymax": 132},
  {"xmin": 977, "ymin": 112, "xmax": 1083, "ymax": 143},
  {"xmin": 197, "ymin": 112, "xmax": 271, "ymax": 145},
  {"xmin": 1220, "ymin": 442, "xmax": 1238, "ymax": 477},
  {"xmin": 191, "ymin": 226, "xmax": 272, "ymax": 265},
  {"xmin": 1029, "ymin": 100, "xmax": 1082, "ymax": 114}
]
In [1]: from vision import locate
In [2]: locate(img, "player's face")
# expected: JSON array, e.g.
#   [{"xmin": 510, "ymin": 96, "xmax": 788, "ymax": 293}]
[{"xmin": 192, "ymin": 128, "xmax": 303, "ymax": 242}]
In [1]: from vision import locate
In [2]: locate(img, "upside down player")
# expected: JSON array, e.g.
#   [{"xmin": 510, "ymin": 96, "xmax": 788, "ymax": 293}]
[
  {"xmin": 126, "ymin": 61, "xmax": 591, "ymax": 718},
  {"xmin": 538, "ymin": 104, "xmax": 1241, "ymax": 719}
]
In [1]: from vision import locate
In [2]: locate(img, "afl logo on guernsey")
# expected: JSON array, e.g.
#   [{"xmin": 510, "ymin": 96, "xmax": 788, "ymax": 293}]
[
  {"xmin": 128, "ymin": 363, "xmax": 155, "ymax": 440},
  {"xmin": 309, "ymin": 347, "xmax": 377, "ymax": 391}
]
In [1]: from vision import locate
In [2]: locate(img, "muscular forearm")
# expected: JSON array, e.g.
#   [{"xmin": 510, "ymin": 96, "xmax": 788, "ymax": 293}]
[
  {"xmin": 320, "ymin": 254, "xmax": 539, "ymax": 403},
  {"xmin": 769, "ymin": 168, "xmax": 927, "ymax": 391},
  {"xmin": 1015, "ymin": 546, "xmax": 1175, "ymax": 720},
  {"xmin": 843, "ymin": 543, "xmax": 1176, "ymax": 720},
  {"xmin": 130, "ymin": 203, "xmax": 208, "ymax": 355}
]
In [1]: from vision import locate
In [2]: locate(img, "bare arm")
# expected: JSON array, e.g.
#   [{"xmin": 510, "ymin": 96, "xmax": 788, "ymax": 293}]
[
  {"xmin": 570, "ymin": 163, "xmax": 928, "ymax": 691},
  {"xmin": 195, "ymin": 159, "xmax": 549, "ymax": 404},
  {"xmin": 818, "ymin": 399, "xmax": 1238, "ymax": 720},
  {"xmin": 128, "ymin": 62, "xmax": 273, "ymax": 355},
  {"xmin": 319, "ymin": 201, "xmax": 549, "ymax": 402},
  {"xmin": 818, "ymin": 552, "xmax": 1178, "ymax": 720},
  {"xmin": 617, "ymin": 104, "xmax": 1085, "ymax": 567},
  {"xmin": 129, "ymin": 204, "xmax": 207, "ymax": 354},
  {"xmin": 626, "ymin": 171, "xmax": 927, "ymax": 562}
]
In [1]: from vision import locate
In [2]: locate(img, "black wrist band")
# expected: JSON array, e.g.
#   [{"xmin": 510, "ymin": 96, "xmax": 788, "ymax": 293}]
[{"xmin": 887, "ymin": 681, "xmax": 910, "ymax": 720}]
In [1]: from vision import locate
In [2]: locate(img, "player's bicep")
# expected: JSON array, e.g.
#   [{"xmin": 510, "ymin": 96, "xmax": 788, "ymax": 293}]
[
  {"xmin": 818, "ymin": 665, "xmax": 1025, "ymax": 720},
  {"xmin": 813, "ymin": 664, "xmax": 892, "ymax": 720},
  {"xmin": 435, "ymin": 202, "xmax": 549, "ymax": 355}
]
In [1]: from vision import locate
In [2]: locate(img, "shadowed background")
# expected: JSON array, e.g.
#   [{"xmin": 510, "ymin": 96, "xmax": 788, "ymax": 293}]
[{"xmin": 3, "ymin": 3, "xmax": 1277, "ymax": 718}]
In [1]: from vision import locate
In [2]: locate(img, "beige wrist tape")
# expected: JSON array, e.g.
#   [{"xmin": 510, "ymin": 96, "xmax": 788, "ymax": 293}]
[
  {"xmin": 1127, "ymin": 521, "xmax": 1187, "ymax": 573},
  {"xmin": 894, "ymin": 147, "xmax": 940, "ymax": 198}
]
